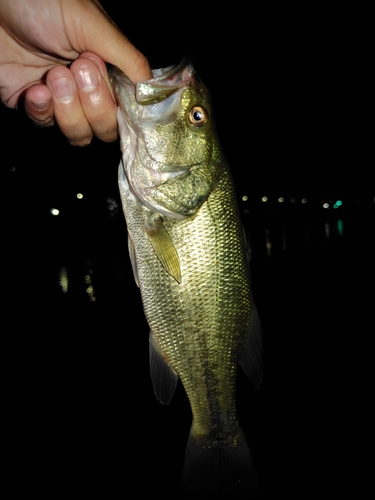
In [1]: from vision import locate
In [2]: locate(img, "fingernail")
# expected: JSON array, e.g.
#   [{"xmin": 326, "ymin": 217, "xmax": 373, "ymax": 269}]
[
  {"xmin": 30, "ymin": 100, "xmax": 49, "ymax": 111},
  {"xmin": 74, "ymin": 68, "xmax": 98, "ymax": 92},
  {"xmin": 50, "ymin": 77, "xmax": 74, "ymax": 102}
]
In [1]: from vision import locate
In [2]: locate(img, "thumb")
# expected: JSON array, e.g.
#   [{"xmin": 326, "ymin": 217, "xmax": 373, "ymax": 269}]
[{"xmin": 69, "ymin": 1, "xmax": 152, "ymax": 82}]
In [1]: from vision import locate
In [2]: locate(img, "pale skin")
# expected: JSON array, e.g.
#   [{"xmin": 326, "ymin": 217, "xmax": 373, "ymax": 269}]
[{"xmin": 0, "ymin": 0, "xmax": 152, "ymax": 146}]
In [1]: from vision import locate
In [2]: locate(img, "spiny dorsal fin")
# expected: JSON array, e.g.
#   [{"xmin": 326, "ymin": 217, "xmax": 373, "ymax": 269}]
[{"xmin": 145, "ymin": 216, "xmax": 182, "ymax": 283}]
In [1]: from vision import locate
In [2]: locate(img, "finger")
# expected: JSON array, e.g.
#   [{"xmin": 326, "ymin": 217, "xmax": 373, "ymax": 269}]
[
  {"xmin": 68, "ymin": 1, "xmax": 153, "ymax": 82},
  {"xmin": 23, "ymin": 84, "xmax": 55, "ymax": 127},
  {"xmin": 71, "ymin": 52, "xmax": 118, "ymax": 143},
  {"xmin": 46, "ymin": 65, "xmax": 93, "ymax": 147}
]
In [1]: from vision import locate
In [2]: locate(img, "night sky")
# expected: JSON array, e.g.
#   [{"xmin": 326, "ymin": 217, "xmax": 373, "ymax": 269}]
[{"xmin": 2, "ymin": 4, "xmax": 372, "ymax": 499}]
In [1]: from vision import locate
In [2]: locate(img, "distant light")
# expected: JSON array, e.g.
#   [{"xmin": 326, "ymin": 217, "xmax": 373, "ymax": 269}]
[
  {"xmin": 261, "ymin": 196, "xmax": 268, "ymax": 202},
  {"xmin": 291, "ymin": 198, "xmax": 296, "ymax": 203},
  {"xmin": 278, "ymin": 197, "xmax": 284, "ymax": 203},
  {"xmin": 107, "ymin": 197, "xmax": 119, "ymax": 216},
  {"xmin": 301, "ymin": 198, "xmax": 307, "ymax": 204},
  {"xmin": 333, "ymin": 200, "xmax": 342, "ymax": 209},
  {"xmin": 265, "ymin": 228, "xmax": 272, "ymax": 256},
  {"xmin": 59, "ymin": 267, "xmax": 69, "ymax": 293},
  {"xmin": 10, "ymin": 166, "xmax": 16, "ymax": 172},
  {"xmin": 323, "ymin": 203, "xmax": 330, "ymax": 209},
  {"xmin": 242, "ymin": 195, "xmax": 248, "ymax": 201},
  {"xmin": 76, "ymin": 193, "xmax": 83, "ymax": 199},
  {"xmin": 50, "ymin": 208, "xmax": 60, "ymax": 216},
  {"xmin": 337, "ymin": 219, "xmax": 344, "ymax": 236}
]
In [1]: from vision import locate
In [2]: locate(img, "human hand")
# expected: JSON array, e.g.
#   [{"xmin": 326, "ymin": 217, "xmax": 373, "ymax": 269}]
[{"xmin": 0, "ymin": 0, "xmax": 152, "ymax": 146}]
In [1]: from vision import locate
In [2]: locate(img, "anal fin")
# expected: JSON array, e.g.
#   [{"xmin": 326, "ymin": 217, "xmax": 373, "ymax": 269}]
[{"xmin": 149, "ymin": 333, "xmax": 178, "ymax": 405}]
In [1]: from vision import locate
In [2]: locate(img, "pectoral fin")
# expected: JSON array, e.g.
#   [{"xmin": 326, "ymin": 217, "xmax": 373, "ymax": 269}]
[
  {"xmin": 149, "ymin": 333, "xmax": 178, "ymax": 405},
  {"xmin": 239, "ymin": 303, "xmax": 263, "ymax": 390},
  {"xmin": 145, "ymin": 217, "xmax": 181, "ymax": 283}
]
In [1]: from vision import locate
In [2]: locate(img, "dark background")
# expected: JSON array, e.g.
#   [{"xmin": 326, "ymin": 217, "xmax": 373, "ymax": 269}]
[{"xmin": 2, "ymin": 3, "xmax": 372, "ymax": 499}]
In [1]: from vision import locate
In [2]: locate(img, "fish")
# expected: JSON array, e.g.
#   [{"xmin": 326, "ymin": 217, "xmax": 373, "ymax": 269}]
[{"xmin": 108, "ymin": 57, "xmax": 263, "ymax": 499}]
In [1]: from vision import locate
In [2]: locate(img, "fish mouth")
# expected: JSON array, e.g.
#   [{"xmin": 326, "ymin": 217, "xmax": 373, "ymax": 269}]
[
  {"xmin": 136, "ymin": 57, "xmax": 196, "ymax": 105},
  {"xmin": 108, "ymin": 56, "xmax": 197, "ymax": 106},
  {"xmin": 110, "ymin": 57, "xmax": 215, "ymax": 220}
]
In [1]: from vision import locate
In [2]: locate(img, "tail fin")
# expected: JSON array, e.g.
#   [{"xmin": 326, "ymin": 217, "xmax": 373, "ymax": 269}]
[{"xmin": 182, "ymin": 427, "xmax": 260, "ymax": 500}]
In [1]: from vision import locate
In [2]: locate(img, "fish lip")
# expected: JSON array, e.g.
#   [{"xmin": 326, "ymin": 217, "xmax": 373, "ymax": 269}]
[
  {"xmin": 149, "ymin": 56, "xmax": 192, "ymax": 82},
  {"xmin": 108, "ymin": 56, "xmax": 192, "ymax": 85},
  {"xmin": 137, "ymin": 57, "xmax": 195, "ymax": 105},
  {"xmin": 108, "ymin": 57, "xmax": 196, "ymax": 106}
]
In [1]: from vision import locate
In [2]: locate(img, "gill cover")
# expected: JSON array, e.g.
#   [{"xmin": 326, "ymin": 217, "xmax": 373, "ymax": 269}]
[
  {"xmin": 109, "ymin": 57, "xmax": 219, "ymax": 220},
  {"xmin": 110, "ymin": 58, "xmax": 221, "ymax": 283}
]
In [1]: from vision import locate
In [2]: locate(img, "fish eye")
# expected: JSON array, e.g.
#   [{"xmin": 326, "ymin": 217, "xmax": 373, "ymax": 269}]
[{"xmin": 188, "ymin": 106, "xmax": 208, "ymax": 127}]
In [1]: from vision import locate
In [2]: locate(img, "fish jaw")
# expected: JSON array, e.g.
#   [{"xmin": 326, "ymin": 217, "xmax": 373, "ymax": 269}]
[{"xmin": 109, "ymin": 60, "xmax": 221, "ymax": 220}]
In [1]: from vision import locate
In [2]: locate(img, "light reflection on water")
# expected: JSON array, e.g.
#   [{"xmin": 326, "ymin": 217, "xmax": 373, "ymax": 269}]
[
  {"xmin": 256, "ymin": 216, "xmax": 345, "ymax": 259},
  {"xmin": 48, "ymin": 195, "xmax": 374, "ymax": 300},
  {"xmin": 242, "ymin": 195, "xmax": 374, "ymax": 261}
]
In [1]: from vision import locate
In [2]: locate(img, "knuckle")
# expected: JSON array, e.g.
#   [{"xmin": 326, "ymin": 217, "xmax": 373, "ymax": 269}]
[
  {"xmin": 74, "ymin": 137, "xmax": 92, "ymax": 147},
  {"xmin": 68, "ymin": 132, "xmax": 93, "ymax": 147},
  {"xmin": 30, "ymin": 116, "xmax": 55, "ymax": 128}
]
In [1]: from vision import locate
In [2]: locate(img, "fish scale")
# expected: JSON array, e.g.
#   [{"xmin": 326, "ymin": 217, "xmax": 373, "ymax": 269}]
[
  {"xmin": 123, "ymin": 165, "xmax": 250, "ymax": 437},
  {"xmin": 110, "ymin": 58, "xmax": 262, "ymax": 498}
]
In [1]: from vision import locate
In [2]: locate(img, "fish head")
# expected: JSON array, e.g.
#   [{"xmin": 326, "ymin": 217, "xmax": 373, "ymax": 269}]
[{"xmin": 109, "ymin": 58, "xmax": 223, "ymax": 219}]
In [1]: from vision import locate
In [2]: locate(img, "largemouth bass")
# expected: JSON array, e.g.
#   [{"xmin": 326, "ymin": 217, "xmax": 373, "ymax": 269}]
[{"xmin": 109, "ymin": 58, "xmax": 262, "ymax": 499}]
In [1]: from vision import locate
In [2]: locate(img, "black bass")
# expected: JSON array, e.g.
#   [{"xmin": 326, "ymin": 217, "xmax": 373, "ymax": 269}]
[{"xmin": 109, "ymin": 58, "xmax": 262, "ymax": 499}]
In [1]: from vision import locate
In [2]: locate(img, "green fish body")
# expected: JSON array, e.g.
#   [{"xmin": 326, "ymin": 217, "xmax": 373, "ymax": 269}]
[{"xmin": 109, "ymin": 58, "xmax": 262, "ymax": 499}]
